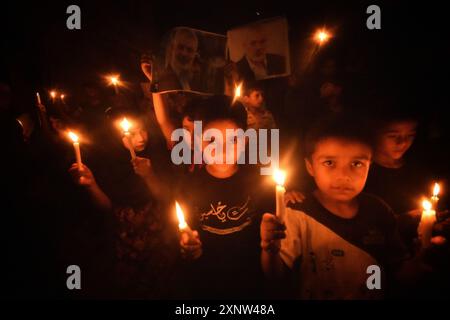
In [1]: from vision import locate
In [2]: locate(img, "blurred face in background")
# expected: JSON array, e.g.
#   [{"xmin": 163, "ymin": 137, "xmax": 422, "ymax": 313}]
[
  {"xmin": 376, "ymin": 120, "xmax": 417, "ymax": 162},
  {"xmin": 243, "ymin": 89, "xmax": 264, "ymax": 108},
  {"xmin": 122, "ymin": 120, "xmax": 148, "ymax": 152}
]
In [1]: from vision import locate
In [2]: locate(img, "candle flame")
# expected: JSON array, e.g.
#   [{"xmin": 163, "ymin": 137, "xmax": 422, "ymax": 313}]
[
  {"xmin": 109, "ymin": 75, "xmax": 120, "ymax": 86},
  {"xmin": 120, "ymin": 117, "xmax": 132, "ymax": 133},
  {"xmin": 175, "ymin": 201, "xmax": 188, "ymax": 230},
  {"xmin": 68, "ymin": 131, "xmax": 79, "ymax": 143},
  {"xmin": 314, "ymin": 28, "xmax": 331, "ymax": 45},
  {"xmin": 60, "ymin": 94, "xmax": 65, "ymax": 100},
  {"xmin": 273, "ymin": 169, "xmax": 286, "ymax": 186},
  {"xmin": 234, "ymin": 82, "xmax": 242, "ymax": 99},
  {"xmin": 50, "ymin": 91, "xmax": 57, "ymax": 99},
  {"xmin": 433, "ymin": 183, "xmax": 440, "ymax": 198},
  {"xmin": 422, "ymin": 199, "xmax": 432, "ymax": 212}
]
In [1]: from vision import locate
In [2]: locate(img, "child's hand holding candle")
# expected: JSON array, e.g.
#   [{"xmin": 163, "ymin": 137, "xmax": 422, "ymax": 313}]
[
  {"xmin": 176, "ymin": 201, "xmax": 202, "ymax": 260},
  {"xmin": 260, "ymin": 213, "xmax": 286, "ymax": 253},
  {"xmin": 67, "ymin": 131, "xmax": 82, "ymax": 171}
]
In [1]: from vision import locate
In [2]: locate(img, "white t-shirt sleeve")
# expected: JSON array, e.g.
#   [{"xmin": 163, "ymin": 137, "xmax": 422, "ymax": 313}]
[{"xmin": 279, "ymin": 208, "xmax": 304, "ymax": 269}]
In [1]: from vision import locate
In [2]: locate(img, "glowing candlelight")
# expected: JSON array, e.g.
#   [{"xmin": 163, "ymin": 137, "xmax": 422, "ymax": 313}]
[
  {"xmin": 60, "ymin": 93, "xmax": 66, "ymax": 104},
  {"xmin": 120, "ymin": 118, "xmax": 136, "ymax": 160},
  {"xmin": 50, "ymin": 90, "xmax": 57, "ymax": 103},
  {"xmin": 176, "ymin": 201, "xmax": 194, "ymax": 237},
  {"xmin": 232, "ymin": 82, "xmax": 243, "ymax": 104},
  {"xmin": 314, "ymin": 28, "xmax": 331, "ymax": 46},
  {"xmin": 431, "ymin": 182, "xmax": 440, "ymax": 207},
  {"xmin": 273, "ymin": 169, "xmax": 287, "ymax": 223},
  {"xmin": 36, "ymin": 92, "xmax": 42, "ymax": 105},
  {"xmin": 108, "ymin": 75, "xmax": 121, "ymax": 94},
  {"xmin": 68, "ymin": 131, "xmax": 82, "ymax": 171},
  {"xmin": 418, "ymin": 199, "xmax": 436, "ymax": 249}
]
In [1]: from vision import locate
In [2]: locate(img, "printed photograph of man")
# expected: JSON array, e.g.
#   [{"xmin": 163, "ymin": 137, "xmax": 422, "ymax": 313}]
[{"xmin": 228, "ymin": 18, "xmax": 290, "ymax": 82}]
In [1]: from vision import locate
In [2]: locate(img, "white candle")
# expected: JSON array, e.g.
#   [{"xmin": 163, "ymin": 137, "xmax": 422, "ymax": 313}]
[
  {"xmin": 68, "ymin": 131, "xmax": 82, "ymax": 171},
  {"xmin": 273, "ymin": 169, "xmax": 286, "ymax": 223},
  {"xmin": 36, "ymin": 92, "xmax": 42, "ymax": 105},
  {"xmin": 120, "ymin": 118, "xmax": 136, "ymax": 160},
  {"xmin": 431, "ymin": 182, "xmax": 440, "ymax": 208},
  {"xmin": 418, "ymin": 199, "xmax": 436, "ymax": 249},
  {"xmin": 176, "ymin": 201, "xmax": 194, "ymax": 238}
]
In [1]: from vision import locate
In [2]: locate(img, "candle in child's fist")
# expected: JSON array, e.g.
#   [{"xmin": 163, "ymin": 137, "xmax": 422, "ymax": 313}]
[
  {"xmin": 68, "ymin": 131, "xmax": 82, "ymax": 171},
  {"xmin": 120, "ymin": 118, "xmax": 136, "ymax": 160},
  {"xmin": 273, "ymin": 169, "xmax": 287, "ymax": 223},
  {"xmin": 418, "ymin": 199, "xmax": 436, "ymax": 249},
  {"xmin": 176, "ymin": 201, "xmax": 194, "ymax": 238}
]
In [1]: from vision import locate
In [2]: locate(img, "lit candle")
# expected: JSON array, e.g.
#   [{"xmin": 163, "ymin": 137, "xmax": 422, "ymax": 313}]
[
  {"xmin": 175, "ymin": 201, "xmax": 194, "ymax": 238},
  {"xmin": 418, "ymin": 199, "xmax": 436, "ymax": 249},
  {"xmin": 36, "ymin": 92, "xmax": 42, "ymax": 105},
  {"xmin": 431, "ymin": 182, "xmax": 440, "ymax": 208},
  {"xmin": 109, "ymin": 75, "xmax": 120, "ymax": 95},
  {"xmin": 232, "ymin": 82, "xmax": 243, "ymax": 104},
  {"xmin": 120, "ymin": 118, "xmax": 136, "ymax": 160},
  {"xmin": 60, "ymin": 94, "xmax": 66, "ymax": 104},
  {"xmin": 68, "ymin": 131, "xmax": 82, "ymax": 171},
  {"xmin": 50, "ymin": 90, "xmax": 57, "ymax": 104},
  {"xmin": 273, "ymin": 169, "xmax": 287, "ymax": 223},
  {"xmin": 314, "ymin": 28, "xmax": 331, "ymax": 46}
]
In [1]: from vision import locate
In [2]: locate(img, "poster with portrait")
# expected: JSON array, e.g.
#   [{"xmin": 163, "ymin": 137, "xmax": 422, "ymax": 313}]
[
  {"xmin": 153, "ymin": 27, "xmax": 227, "ymax": 94},
  {"xmin": 227, "ymin": 17, "xmax": 291, "ymax": 82}
]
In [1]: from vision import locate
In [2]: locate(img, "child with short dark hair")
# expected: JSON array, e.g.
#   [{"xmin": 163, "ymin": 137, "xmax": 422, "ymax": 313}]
[
  {"xmin": 241, "ymin": 82, "xmax": 276, "ymax": 130},
  {"xmin": 261, "ymin": 115, "xmax": 411, "ymax": 299},
  {"xmin": 177, "ymin": 95, "xmax": 273, "ymax": 299}
]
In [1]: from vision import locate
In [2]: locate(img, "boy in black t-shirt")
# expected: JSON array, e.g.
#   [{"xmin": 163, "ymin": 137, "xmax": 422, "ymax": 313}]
[{"xmin": 177, "ymin": 95, "xmax": 273, "ymax": 299}]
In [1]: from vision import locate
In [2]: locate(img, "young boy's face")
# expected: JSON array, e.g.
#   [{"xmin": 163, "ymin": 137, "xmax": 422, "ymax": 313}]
[
  {"xmin": 243, "ymin": 90, "xmax": 264, "ymax": 108},
  {"xmin": 376, "ymin": 120, "xmax": 417, "ymax": 161},
  {"xmin": 202, "ymin": 119, "xmax": 244, "ymax": 174},
  {"xmin": 306, "ymin": 138, "xmax": 372, "ymax": 202},
  {"xmin": 122, "ymin": 121, "xmax": 148, "ymax": 152}
]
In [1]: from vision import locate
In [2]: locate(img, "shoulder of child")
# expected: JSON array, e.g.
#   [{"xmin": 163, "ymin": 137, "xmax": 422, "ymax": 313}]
[{"xmin": 359, "ymin": 192, "xmax": 397, "ymax": 222}]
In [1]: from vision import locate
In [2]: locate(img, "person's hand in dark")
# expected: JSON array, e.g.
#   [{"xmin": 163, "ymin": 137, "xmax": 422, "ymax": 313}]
[
  {"xmin": 260, "ymin": 213, "xmax": 286, "ymax": 253},
  {"xmin": 180, "ymin": 231, "xmax": 202, "ymax": 260},
  {"xmin": 69, "ymin": 163, "xmax": 97, "ymax": 189},
  {"xmin": 284, "ymin": 190, "xmax": 305, "ymax": 206},
  {"xmin": 131, "ymin": 156, "xmax": 153, "ymax": 179}
]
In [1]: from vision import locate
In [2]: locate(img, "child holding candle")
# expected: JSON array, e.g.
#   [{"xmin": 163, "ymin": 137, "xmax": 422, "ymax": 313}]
[
  {"xmin": 177, "ymin": 95, "xmax": 274, "ymax": 299},
  {"xmin": 68, "ymin": 109, "xmax": 179, "ymax": 298},
  {"xmin": 260, "ymin": 115, "xmax": 419, "ymax": 299},
  {"xmin": 363, "ymin": 106, "xmax": 449, "ymax": 251}
]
